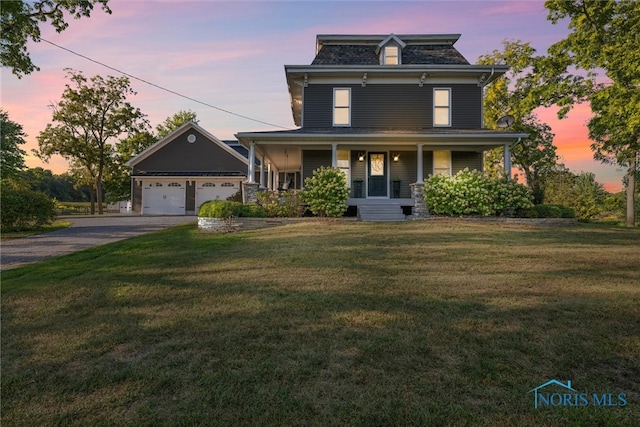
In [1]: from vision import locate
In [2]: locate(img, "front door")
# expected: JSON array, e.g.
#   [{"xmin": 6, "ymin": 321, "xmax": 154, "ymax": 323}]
[{"xmin": 368, "ymin": 152, "xmax": 387, "ymax": 197}]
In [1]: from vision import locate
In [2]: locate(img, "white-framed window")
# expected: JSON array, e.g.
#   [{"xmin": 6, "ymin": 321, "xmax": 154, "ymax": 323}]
[
  {"xmin": 168, "ymin": 182, "xmax": 182, "ymax": 187},
  {"xmin": 433, "ymin": 88, "xmax": 451, "ymax": 127},
  {"xmin": 383, "ymin": 45, "xmax": 400, "ymax": 65},
  {"xmin": 221, "ymin": 182, "xmax": 235, "ymax": 187},
  {"xmin": 202, "ymin": 182, "xmax": 215, "ymax": 187},
  {"xmin": 333, "ymin": 88, "xmax": 351, "ymax": 127},
  {"xmin": 337, "ymin": 149, "xmax": 351, "ymax": 185},
  {"xmin": 433, "ymin": 150, "xmax": 452, "ymax": 176}
]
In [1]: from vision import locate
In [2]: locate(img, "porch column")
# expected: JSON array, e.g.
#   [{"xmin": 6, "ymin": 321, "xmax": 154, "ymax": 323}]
[
  {"xmin": 272, "ymin": 166, "xmax": 279, "ymax": 189},
  {"xmin": 410, "ymin": 182, "xmax": 428, "ymax": 219},
  {"xmin": 259, "ymin": 155, "xmax": 265, "ymax": 188},
  {"xmin": 248, "ymin": 142, "xmax": 256, "ymax": 183},
  {"xmin": 416, "ymin": 144, "xmax": 424, "ymax": 183},
  {"xmin": 331, "ymin": 143, "xmax": 338, "ymax": 167},
  {"xmin": 504, "ymin": 143, "xmax": 512, "ymax": 180},
  {"xmin": 267, "ymin": 163, "xmax": 272, "ymax": 190}
]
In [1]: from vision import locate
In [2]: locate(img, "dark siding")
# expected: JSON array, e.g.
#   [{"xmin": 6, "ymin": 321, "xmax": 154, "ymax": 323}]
[
  {"xmin": 353, "ymin": 86, "xmax": 431, "ymax": 128},
  {"xmin": 302, "ymin": 84, "xmax": 482, "ymax": 129},
  {"xmin": 423, "ymin": 151, "xmax": 434, "ymax": 178},
  {"xmin": 350, "ymin": 150, "xmax": 366, "ymax": 197},
  {"xmin": 302, "ymin": 150, "xmax": 332, "ymax": 183},
  {"xmin": 452, "ymin": 151, "xmax": 483, "ymax": 174},
  {"xmin": 302, "ymin": 86, "xmax": 333, "ymax": 127},
  {"xmin": 389, "ymin": 151, "xmax": 417, "ymax": 198},
  {"xmin": 350, "ymin": 150, "xmax": 366, "ymax": 183},
  {"xmin": 451, "ymin": 85, "xmax": 482, "ymax": 128},
  {"xmin": 186, "ymin": 180, "xmax": 196, "ymax": 214},
  {"xmin": 133, "ymin": 129, "xmax": 247, "ymax": 174}
]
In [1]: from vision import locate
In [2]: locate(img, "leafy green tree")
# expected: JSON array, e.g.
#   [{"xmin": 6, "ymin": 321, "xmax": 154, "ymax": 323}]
[
  {"xmin": 1, "ymin": 109, "xmax": 27, "ymax": 180},
  {"xmin": 478, "ymin": 41, "xmax": 560, "ymax": 203},
  {"xmin": 36, "ymin": 69, "xmax": 147, "ymax": 214},
  {"xmin": 155, "ymin": 109, "xmax": 198, "ymax": 139},
  {"xmin": 1, "ymin": 0, "xmax": 111, "ymax": 78},
  {"xmin": 20, "ymin": 167, "xmax": 90, "ymax": 201},
  {"xmin": 543, "ymin": 0, "xmax": 640, "ymax": 226},
  {"xmin": 544, "ymin": 169, "xmax": 608, "ymax": 221}
]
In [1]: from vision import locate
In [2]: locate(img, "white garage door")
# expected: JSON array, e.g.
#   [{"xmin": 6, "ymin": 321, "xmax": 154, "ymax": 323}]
[
  {"xmin": 196, "ymin": 181, "xmax": 240, "ymax": 209},
  {"xmin": 143, "ymin": 182, "xmax": 186, "ymax": 215}
]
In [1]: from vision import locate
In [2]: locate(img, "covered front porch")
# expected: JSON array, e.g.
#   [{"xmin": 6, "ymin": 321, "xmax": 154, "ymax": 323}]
[{"xmin": 235, "ymin": 128, "xmax": 528, "ymax": 217}]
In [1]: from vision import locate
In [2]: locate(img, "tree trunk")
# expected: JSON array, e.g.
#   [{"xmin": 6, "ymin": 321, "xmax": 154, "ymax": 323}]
[
  {"xmin": 626, "ymin": 156, "xmax": 636, "ymax": 228},
  {"xmin": 90, "ymin": 188, "xmax": 96, "ymax": 215},
  {"xmin": 96, "ymin": 175, "xmax": 104, "ymax": 215}
]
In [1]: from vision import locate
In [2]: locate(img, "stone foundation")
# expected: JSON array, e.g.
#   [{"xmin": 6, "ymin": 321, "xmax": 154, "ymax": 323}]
[
  {"xmin": 410, "ymin": 182, "xmax": 428, "ymax": 219},
  {"xmin": 198, "ymin": 217, "xmax": 311, "ymax": 232}
]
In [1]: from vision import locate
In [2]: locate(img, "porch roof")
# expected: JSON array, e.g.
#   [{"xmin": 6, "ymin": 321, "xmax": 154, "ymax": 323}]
[{"xmin": 236, "ymin": 127, "xmax": 528, "ymax": 171}]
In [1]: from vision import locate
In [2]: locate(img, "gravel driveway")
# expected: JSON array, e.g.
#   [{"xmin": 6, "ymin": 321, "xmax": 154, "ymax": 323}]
[{"xmin": 1, "ymin": 215, "xmax": 196, "ymax": 270}]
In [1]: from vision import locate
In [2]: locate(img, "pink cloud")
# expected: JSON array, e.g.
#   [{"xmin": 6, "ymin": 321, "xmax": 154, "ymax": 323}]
[{"xmin": 480, "ymin": 1, "xmax": 544, "ymax": 17}]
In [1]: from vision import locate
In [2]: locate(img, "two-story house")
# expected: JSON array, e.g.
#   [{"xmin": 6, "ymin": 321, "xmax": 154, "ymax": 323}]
[{"xmin": 236, "ymin": 33, "xmax": 527, "ymax": 217}]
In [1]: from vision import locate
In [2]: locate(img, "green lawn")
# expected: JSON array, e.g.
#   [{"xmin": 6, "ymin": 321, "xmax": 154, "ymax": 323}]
[{"xmin": 2, "ymin": 220, "xmax": 639, "ymax": 426}]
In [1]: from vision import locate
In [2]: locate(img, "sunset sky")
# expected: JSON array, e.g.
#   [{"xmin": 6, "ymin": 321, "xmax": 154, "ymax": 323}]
[{"xmin": 1, "ymin": 0, "xmax": 625, "ymax": 192}]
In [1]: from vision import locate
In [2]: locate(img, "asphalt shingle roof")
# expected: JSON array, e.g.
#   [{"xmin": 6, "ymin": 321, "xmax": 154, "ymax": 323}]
[{"xmin": 311, "ymin": 44, "xmax": 469, "ymax": 65}]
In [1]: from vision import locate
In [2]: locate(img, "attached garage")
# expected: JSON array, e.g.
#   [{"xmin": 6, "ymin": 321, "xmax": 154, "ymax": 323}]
[
  {"xmin": 126, "ymin": 122, "xmax": 251, "ymax": 215},
  {"xmin": 195, "ymin": 180, "xmax": 241, "ymax": 210},
  {"xmin": 142, "ymin": 181, "xmax": 186, "ymax": 215}
]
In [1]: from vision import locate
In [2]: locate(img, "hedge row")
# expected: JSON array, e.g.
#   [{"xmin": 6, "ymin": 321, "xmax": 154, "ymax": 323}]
[{"xmin": 198, "ymin": 200, "xmax": 266, "ymax": 218}]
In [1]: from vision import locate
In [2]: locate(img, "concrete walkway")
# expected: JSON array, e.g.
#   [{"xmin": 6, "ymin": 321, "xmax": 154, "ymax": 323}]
[{"xmin": 1, "ymin": 215, "xmax": 196, "ymax": 271}]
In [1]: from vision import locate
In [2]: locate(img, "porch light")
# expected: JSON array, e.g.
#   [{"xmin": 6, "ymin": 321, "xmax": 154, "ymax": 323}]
[
  {"xmin": 358, "ymin": 152, "xmax": 365, "ymax": 162},
  {"xmin": 392, "ymin": 153, "xmax": 400, "ymax": 162}
]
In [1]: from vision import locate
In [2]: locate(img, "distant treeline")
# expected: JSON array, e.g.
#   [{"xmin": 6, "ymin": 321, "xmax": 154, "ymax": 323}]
[{"xmin": 19, "ymin": 167, "xmax": 95, "ymax": 202}]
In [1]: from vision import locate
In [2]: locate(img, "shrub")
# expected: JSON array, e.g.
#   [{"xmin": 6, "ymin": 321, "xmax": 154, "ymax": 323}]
[
  {"xmin": 226, "ymin": 190, "xmax": 243, "ymax": 203},
  {"xmin": 515, "ymin": 207, "xmax": 538, "ymax": 218},
  {"xmin": 534, "ymin": 204, "xmax": 563, "ymax": 218},
  {"xmin": 198, "ymin": 200, "xmax": 266, "ymax": 218},
  {"xmin": 300, "ymin": 166, "xmax": 349, "ymax": 218},
  {"xmin": 238, "ymin": 203, "xmax": 267, "ymax": 218},
  {"xmin": 544, "ymin": 171, "xmax": 607, "ymax": 221},
  {"xmin": 1, "ymin": 182, "xmax": 57, "ymax": 231},
  {"xmin": 424, "ymin": 168, "xmax": 533, "ymax": 217},
  {"xmin": 556, "ymin": 205, "xmax": 576, "ymax": 218},
  {"xmin": 257, "ymin": 190, "xmax": 303, "ymax": 217}
]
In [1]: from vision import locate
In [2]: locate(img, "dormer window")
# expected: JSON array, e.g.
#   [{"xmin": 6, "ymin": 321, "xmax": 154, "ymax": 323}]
[
  {"xmin": 383, "ymin": 45, "xmax": 399, "ymax": 65},
  {"xmin": 377, "ymin": 34, "xmax": 406, "ymax": 66}
]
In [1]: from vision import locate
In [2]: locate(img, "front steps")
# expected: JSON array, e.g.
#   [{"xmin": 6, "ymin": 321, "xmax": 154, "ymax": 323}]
[{"xmin": 357, "ymin": 203, "xmax": 406, "ymax": 222}]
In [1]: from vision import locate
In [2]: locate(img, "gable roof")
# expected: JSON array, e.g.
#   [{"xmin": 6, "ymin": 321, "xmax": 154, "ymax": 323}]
[
  {"xmin": 126, "ymin": 121, "xmax": 249, "ymax": 167},
  {"xmin": 376, "ymin": 34, "xmax": 407, "ymax": 54}
]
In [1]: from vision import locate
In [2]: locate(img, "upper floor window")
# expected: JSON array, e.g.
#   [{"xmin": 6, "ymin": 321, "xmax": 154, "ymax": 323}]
[
  {"xmin": 333, "ymin": 88, "xmax": 351, "ymax": 126},
  {"xmin": 383, "ymin": 45, "xmax": 400, "ymax": 65},
  {"xmin": 433, "ymin": 88, "xmax": 451, "ymax": 127}
]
